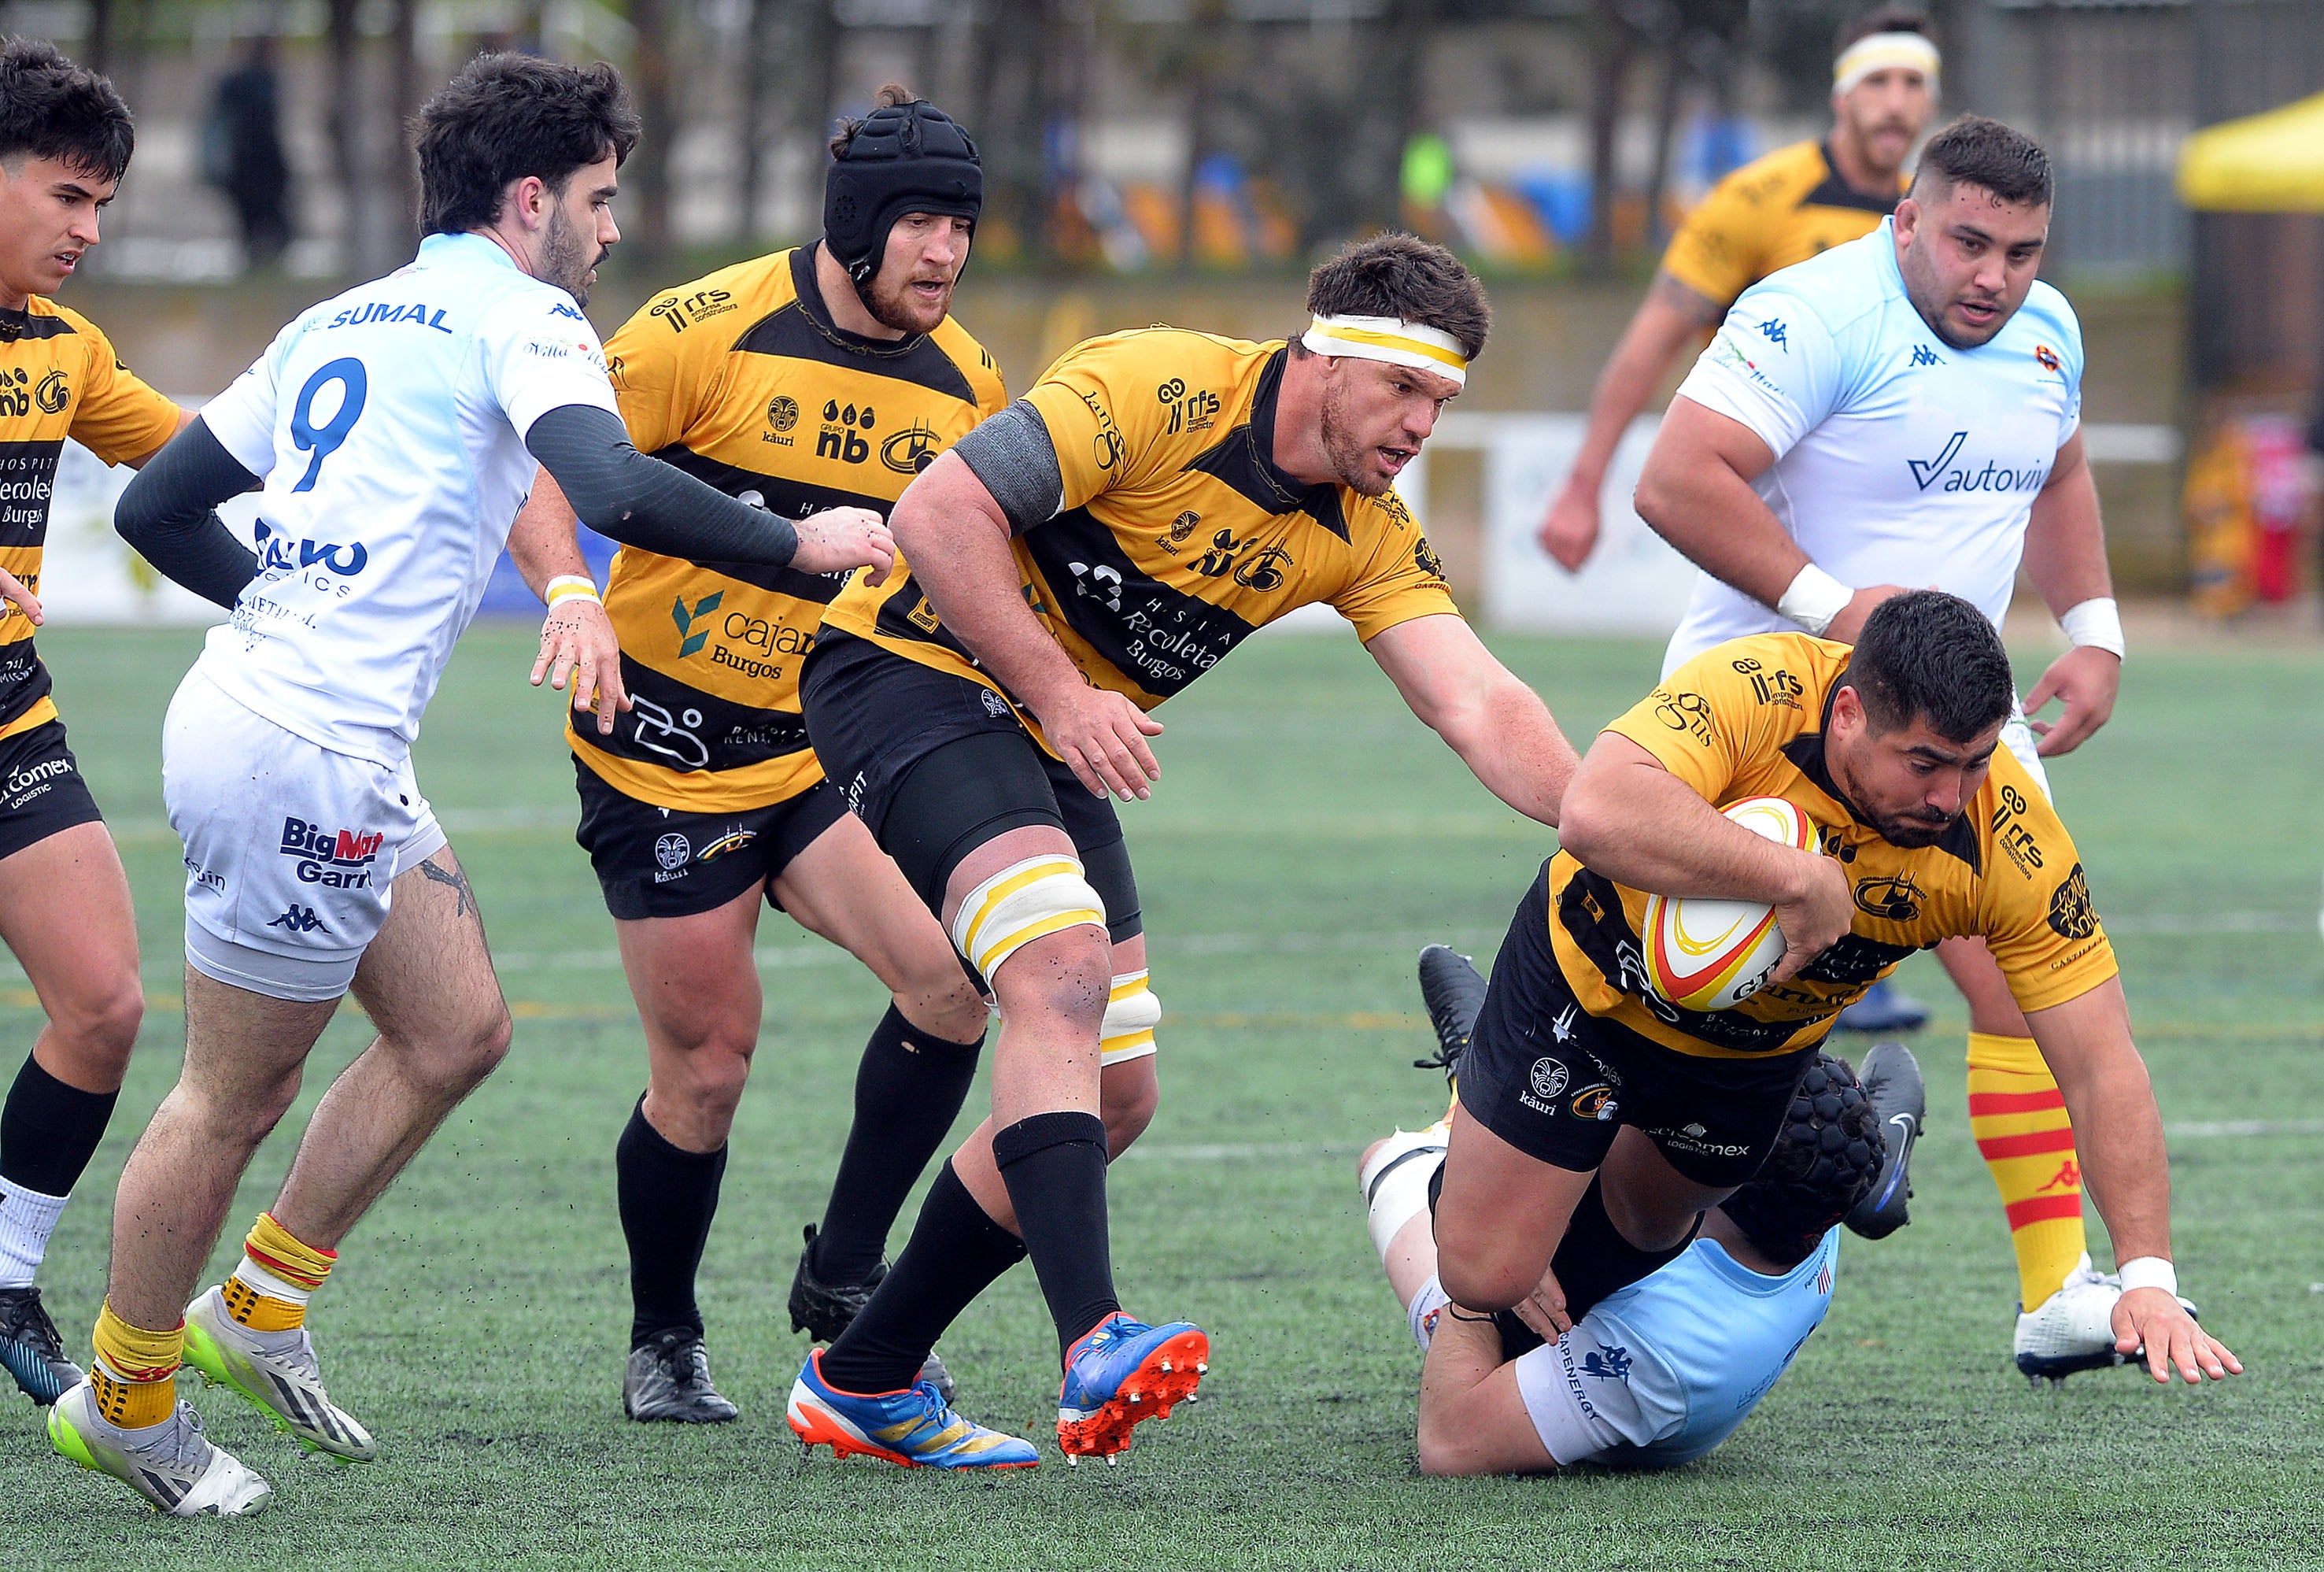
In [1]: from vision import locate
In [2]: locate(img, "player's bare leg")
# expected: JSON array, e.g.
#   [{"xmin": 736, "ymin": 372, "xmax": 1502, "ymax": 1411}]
[{"xmin": 0, "ymin": 823, "xmax": 143, "ymax": 1404}]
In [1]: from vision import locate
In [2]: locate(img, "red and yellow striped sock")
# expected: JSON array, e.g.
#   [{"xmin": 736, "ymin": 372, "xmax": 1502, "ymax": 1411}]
[
  {"xmin": 1966, "ymin": 1031, "xmax": 2088, "ymax": 1308},
  {"xmin": 91, "ymin": 1299, "xmax": 183, "ymax": 1430},
  {"xmin": 224, "ymin": 1211, "xmax": 334, "ymax": 1333}
]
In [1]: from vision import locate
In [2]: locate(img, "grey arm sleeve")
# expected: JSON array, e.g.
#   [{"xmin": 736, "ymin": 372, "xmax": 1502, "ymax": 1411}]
[
  {"xmin": 951, "ymin": 400, "xmax": 1065, "ymax": 534},
  {"xmin": 523, "ymin": 404, "xmax": 799, "ymax": 568},
  {"xmin": 112, "ymin": 418, "xmax": 261, "ymax": 609}
]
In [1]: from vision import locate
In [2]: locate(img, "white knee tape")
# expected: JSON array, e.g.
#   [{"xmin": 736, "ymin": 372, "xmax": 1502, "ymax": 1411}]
[
  {"xmin": 1365, "ymin": 1141, "xmax": 1445, "ymax": 1262},
  {"xmin": 949, "ymin": 855, "xmax": 1106, "ymax": 982},
  {"xmin": 1099, "ymin": 971, "xmax": 1160, "ymax": 1064},
  {"xmin": 1408, "ymin": 1274, "xmax": 1453, "ymax": 1353}
]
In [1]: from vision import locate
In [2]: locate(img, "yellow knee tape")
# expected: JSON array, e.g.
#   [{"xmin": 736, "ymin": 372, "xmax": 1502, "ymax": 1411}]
[
  {"xmin": 950, "ymin": 856, "xmax": 1105, "ymax": 981},
  {"xmin": 1099, "ymin": 971, "xmax": 1160, "ymax": 1064}
]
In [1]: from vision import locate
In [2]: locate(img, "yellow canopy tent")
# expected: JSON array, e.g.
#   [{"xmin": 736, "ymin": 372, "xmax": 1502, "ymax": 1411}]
[{"xmin": 2177, "ymin": 91, "xmax": 2324, "ymax": 213}]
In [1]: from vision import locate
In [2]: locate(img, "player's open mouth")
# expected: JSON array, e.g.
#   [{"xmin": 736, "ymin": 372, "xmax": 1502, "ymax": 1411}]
[
  {"xmin": 1378, "ymin": 447, "xmax": 1415, "ymax": 474},
  {"xmin": 910, "ymin": 279, "xmax": 947, "ymax": 301},
  {"xmin": 53, "ymin": 251, "xmax": 79, "ymax": 274},
  {"xmin": 1956, "ymin": 300, "xmax": 1999, "ymax": 327}
]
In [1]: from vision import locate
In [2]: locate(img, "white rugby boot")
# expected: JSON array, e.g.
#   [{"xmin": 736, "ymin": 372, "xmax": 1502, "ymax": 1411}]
[
  {"xmin": 183, "ymin": 1286, "xmax": 376, "ymax": 1462},
  {"xmin": 2014, "ymin": 1254, "xmax": 2125, "ymax": 1382},
  {"xmin": 49, "ymin": 1380, "xmax": 272, "ymax": 1516}
]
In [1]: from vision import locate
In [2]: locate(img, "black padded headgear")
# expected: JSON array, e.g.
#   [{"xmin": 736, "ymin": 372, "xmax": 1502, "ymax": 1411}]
[
  {"xmin": 822, "ymin": 98, "xmax": 981, "ymax": 294},
  {"xmin": 1721, "ymin": 1054, "xmax": 1886, "ymax": 1267}
]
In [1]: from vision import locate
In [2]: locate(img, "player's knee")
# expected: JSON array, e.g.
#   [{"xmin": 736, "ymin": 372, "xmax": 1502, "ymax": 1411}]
[
  {"xmin": 664, "ymin": 1042, "xmax": 751, "ymax": 1132},
  {"xmin": 414, "ymin": 1001, "xmax": 512, "ymax": 1097},
  {"xmin": 54, "ymin": 973, "xmax": 144, "ymax": 1079},
  {"xmin": 952, "ymin": 855, "xmax": 1109, "ymax": 1027}
]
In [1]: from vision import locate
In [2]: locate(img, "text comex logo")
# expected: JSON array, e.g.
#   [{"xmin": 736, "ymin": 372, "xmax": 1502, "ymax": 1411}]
[{"xmin": 672, "ymin": 590, "xmax": 724, "ymax": 658}]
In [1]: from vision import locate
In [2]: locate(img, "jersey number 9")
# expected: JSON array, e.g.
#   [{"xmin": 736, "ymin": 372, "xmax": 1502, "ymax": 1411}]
[{"xmin": 290, "ymin": 357, "xmax": 369, "ymax": 494}]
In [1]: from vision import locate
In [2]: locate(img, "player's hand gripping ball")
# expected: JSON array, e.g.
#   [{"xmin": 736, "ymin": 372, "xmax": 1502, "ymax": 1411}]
[{"xmin": 1643, "ymin": 797, "xmax": 1820, "ymax": 1012}]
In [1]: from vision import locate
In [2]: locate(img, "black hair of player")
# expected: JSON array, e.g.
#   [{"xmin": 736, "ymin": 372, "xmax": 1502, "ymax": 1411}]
[
  {"xmin": 0, "ymin": 38, "xmax": 134, "ymax": 184},
  {"xmin": 414, "ymin": 53, "xmax": 641, "ymax": 236},
  {"xmin": 1838, "ymin": 589, "xmax": 2015, "ymax": 743},
  {"xmin": 1720, "ymin": 1054, "xmax": 1884, "ymax": 1268},
  {"xmin": 1908, "ymin": 115, "xmax": 2053, "ymax": 210},
  {"xmin": 1834, "ymin": 6, "xmax": 1932, "ymax": 58},
  {"xmin": 1301, "ymin": 234, "xmax": 1491, "ymax": 362}
]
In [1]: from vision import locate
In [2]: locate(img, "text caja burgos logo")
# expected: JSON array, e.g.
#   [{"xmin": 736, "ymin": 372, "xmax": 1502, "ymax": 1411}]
[{"xmin": 278, "ymin": 817, "xmax": 384, "ymax": 888}]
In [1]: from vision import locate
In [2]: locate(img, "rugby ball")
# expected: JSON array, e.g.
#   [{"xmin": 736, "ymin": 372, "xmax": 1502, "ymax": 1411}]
[{"xmin": 1641, "ymin": 796, "xmax": 1820, "ymax": 1013}]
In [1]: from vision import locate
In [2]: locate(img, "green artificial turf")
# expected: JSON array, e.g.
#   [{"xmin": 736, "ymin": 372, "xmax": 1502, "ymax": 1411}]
[{"xmin": 3, "ymin": 624, "xmax": 2319, "ymax": 1570}]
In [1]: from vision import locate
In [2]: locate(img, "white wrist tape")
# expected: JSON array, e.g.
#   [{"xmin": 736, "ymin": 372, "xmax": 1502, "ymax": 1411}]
[
  {"xmin": 2117, "ymin": 1256, "xmax": 2178, "ymax": 1297},
  {"xmin": 1776, "ymin": 564, "xmax": 1853, "ymax": 638},
  {"xmin": 2059, "ymin": 597, "xmax": 2124, "ymax": 660},
  {"xmin": 545, "ymin": 574, "xmax": 600, "ymax": 608}
]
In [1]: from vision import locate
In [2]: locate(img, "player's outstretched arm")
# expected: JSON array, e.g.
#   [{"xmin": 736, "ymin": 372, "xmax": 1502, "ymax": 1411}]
[
  {"xmin": 2026, "ymin": 978, "xmax": 2242, "ymax": 1385},
  {"xmin": 893, "ymin": 447, "xmax": 1162, "ymax": 803},
  {"xmin": 508, "ymin": 470, "xmax": 628, "ymax": 734},
  {"xmin": 1560, "ymin": 731, "xmax": 1850, "ymax": 981},
  {"xmin": 2019, "ymin": 431, "xmax": 2121, "ymax": 756},
  {"xmin": 1364, "ymin": 614, "xmax": 1576, "ymax": 827},
  {"xmin": 1413, "ymin": 1310, "xmax": 1558, "ymax": 1476},
  {"xmin": 522, "ymin": 405, "xmax": 892, "ymax": 579},
  {"xmin": 1539, "ymin": 274, "xmax": 1722, "ymax": 572},
  {"xmin": 112, "ymin": 418, "xmax": 263, "ymax": 608}
]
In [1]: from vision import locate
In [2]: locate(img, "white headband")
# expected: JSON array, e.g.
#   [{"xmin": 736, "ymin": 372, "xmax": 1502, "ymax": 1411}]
[
  {"xmin": 1834, "ymin": 31, "xmax": 1940, "ymax": 96},
  {"xmin": 1302, "ymin": 313, "xmax": 1469, "ymax": 388}
]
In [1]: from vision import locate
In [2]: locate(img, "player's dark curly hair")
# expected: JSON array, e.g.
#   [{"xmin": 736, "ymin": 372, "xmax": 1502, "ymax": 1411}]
[
  {"xmin": 1910, "ymin": 115, "xmax": 2053, "ymax": 209},
  {"xmin": 414, "ymin": 53, "xmax": 641, "ymax": 235},
  {"xmin": 1302, "ymin": 233, "xmax": 1491, "ymax": 361},
  {"xmin": 1838, "ymin": 589, "xmax": 2016, "ymax": 744},
  {"xmin": 1721, "ymin": 1054, "xmax": 1885, "ymax": 1269},
  {"xmin": 0, "ymin": 37, "xmax": 134, "ymax": 184}
]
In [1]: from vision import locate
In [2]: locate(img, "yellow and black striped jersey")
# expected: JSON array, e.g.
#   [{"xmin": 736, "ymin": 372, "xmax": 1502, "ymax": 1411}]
[
  {"xmin": 0, "ymin": 298, "xmax": 179, "ymax": 738},
  {"xmin": 1550, "ymin": 634, "xmax": 2118, "ymax": 1060},
  {"xmin": 820, "ymin": 327, "xmax": 1458, "ymax": 745},
  {"xmin": 571, "ymin": 244, "xmax": 1007, "ymax": 812},
  {"xmin": 1659, "ymin": 140, "xmax": 1905, "ymax": 309}
]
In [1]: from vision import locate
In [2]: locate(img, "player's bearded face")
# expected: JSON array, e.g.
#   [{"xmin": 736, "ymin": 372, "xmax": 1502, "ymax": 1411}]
[
  {"xmin": 541, "ymin": 154, "xmax": 620, "ymax": 308},
  {"xmin": 863, "ymin": 214, "xmax": 970, "ymax": 335},
  {"xmin": 1834, "ymin": 68, "xmax": 1931, "ymax": 177},
  {"xmin": 1895, "ymin": 182, "xmax": 2049, "ymax": 350},
  {"xmin": 1317, "ymin": 358, "xmax": 1456, "ymax": 497},
  {"xmin": 1830, "ymin": 697, "xmax": 2001, "ymax": 848},
  {"xmin": 0, "ymin": 156, "xmax": 116, "ymax": 302}
]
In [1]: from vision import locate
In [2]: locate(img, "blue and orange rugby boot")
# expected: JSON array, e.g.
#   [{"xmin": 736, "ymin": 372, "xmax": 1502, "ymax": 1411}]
[
  {"xmin": 1055, "ymin": 1312, "xmax": 1208, "ymax": 1463},
  {"xmin": 785, "ymin": 1350, "xmax": 1038, "ymax": 1469}
]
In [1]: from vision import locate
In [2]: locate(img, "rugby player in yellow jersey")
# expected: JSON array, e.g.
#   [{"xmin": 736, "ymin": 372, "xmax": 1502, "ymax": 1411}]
[
  {"xmin": 0, "ymin": 41, "xmax": 197, "ymax": 1406},
  {"xmin": 1431, "ymin": 590, "xmax": 2239, "ymax": 1391},
  {"xmin": 781, "ymin": 235, "xmax": 1580, "ymax": 1468},
  {"xmin": 1536, "ymin": 4, "xmax": 1935, "ymax": 571},
  {"xmin": 508, "ymin": 88, "xmax": 1003, "ymax": 1422}
]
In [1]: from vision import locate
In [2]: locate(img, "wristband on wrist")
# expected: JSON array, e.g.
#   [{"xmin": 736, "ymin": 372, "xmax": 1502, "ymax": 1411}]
[
  {"xmin": 2059, "ymin": 596, "xmax": 2124, "ymax": 659},
  {"xmin": 545, "ymin": 574, "xmax": 601, "ymax": 608},
  {"xmin": 1776, "ymin": 564, "xmax": 1852, "ymax": 638},
  {"xmin": 2117, "ymin": 1256, "xmax": 2177, "ymax": 1297}
]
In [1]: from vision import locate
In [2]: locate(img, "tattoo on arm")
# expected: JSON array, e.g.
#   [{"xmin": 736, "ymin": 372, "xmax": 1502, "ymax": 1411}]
[
  {"xmin": 418, "ymin": 854, "xmax": 473, "ymax": 919},
  {"xmin": 1651, "ymin": 273, "xmax": 1725, "ymax": 328}
]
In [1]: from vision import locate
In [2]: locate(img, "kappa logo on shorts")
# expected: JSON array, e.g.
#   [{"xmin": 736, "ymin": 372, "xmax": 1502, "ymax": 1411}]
[
  {"xmin": 278, "ymin": 817, "xmax": 383, "ymax": 889},
  {"xmin": 1580, "ymin": 1345, "xmax": 1633, "ymax": 1383},
  {"xmin": 266, "ymin": 903, "xmax": 329, "ymax": 934}
]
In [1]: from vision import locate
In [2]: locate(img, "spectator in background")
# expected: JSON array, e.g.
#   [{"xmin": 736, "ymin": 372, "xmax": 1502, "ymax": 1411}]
[{"xmin": 203, "ymin": 36, "xmax": 292, "ymax": 270}]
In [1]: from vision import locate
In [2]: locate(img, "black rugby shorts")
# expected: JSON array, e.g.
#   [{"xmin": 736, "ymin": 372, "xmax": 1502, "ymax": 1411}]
[
  {"xmin": 0, "ymin": 719, "xmax": 104, "ymax": 865},
  {"xmin": 572, "ymin": 761, "xmax": 849, "ymax": 922}
]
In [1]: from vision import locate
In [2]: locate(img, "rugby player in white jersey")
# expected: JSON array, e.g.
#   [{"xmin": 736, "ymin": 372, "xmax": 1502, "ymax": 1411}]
[
  {"xmin": 1632, "ymin": 117, "xmax": 2137, "ymax": 1378},
  {"xmin": 46, "ymin": 55, "xmax": 892, "ymax": 1518}
]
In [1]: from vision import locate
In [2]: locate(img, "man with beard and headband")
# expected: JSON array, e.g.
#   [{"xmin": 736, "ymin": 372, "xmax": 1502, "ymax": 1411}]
[
  {"xmin": 1632, "ymin": 117, "xmax": 2143, "ymax": 1382},
  {"xmin": 1428, "ymin": 592, "xmax": 2237, "ymax": 1416},
  {"xmin": 47, "ymin": 55, "xmax": 892, "ymax": 1518},
  {"xmin": 782, "ymin": 233, "xmax": 1580, "ymax": 1469},
  {"xmin": 504, "ymin": 85, "xmax": 1004, "ymax": 1424}
]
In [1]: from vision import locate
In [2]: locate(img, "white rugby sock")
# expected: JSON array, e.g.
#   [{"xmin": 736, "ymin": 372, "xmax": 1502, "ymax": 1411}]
[
  {"xmin": 228, "ymin": 1252, "xmax": 313, "ymax": 1311},
  {"xmin": 0, "ymin": 1176, "xmax": 70, "ymax": 1288},
  {"xmin": 1407, "ymin": 1274, "xmax": 1453, "ymax": 1352}
]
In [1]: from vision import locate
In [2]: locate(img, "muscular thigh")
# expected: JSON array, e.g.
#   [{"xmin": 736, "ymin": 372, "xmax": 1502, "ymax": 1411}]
[
  {"xmin": 349, "ymin": 845, "xmax": 502, "ymax": 1044},
  {"xmin": 0, "ymin": 819, "xmax": 137, "ymax": 1018},
  {"xmin": 611, "ymin": 881, "xmax": 764, "ymax": 1050}
]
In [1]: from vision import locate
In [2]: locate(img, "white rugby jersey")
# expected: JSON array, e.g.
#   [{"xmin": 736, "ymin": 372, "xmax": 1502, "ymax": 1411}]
[
  {"xmin": 195, "ymin": 231, "xmax": 620, "ymax": 764},
  {"xmin": 1660, "ymin": 219, "xmax": 2083, "ymax": 676}
]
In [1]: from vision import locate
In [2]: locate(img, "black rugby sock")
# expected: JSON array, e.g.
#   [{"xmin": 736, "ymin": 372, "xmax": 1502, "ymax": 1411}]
[
  {"xmin": 811, "ymin": 1005, "xmax": 984, "ymax": 1283},
  {"xmin": 615, "ymin": 1095, "xmax": 728, "ymax": 1348},
  {"xmin": 0, "ymin": 1053, "xmax": 118, "ymax": 1197},
  {"xmin": 993, "ymin": 1111, "xmax": 1121, "ymax": 1365},
  {"xmin": 816, "ymin": 1161, "xmax": 1025, "ymax": 1394},
  {"xmin": 1549, "ymin": 1175, "xmax": 1701, "ymax": 1322}
]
